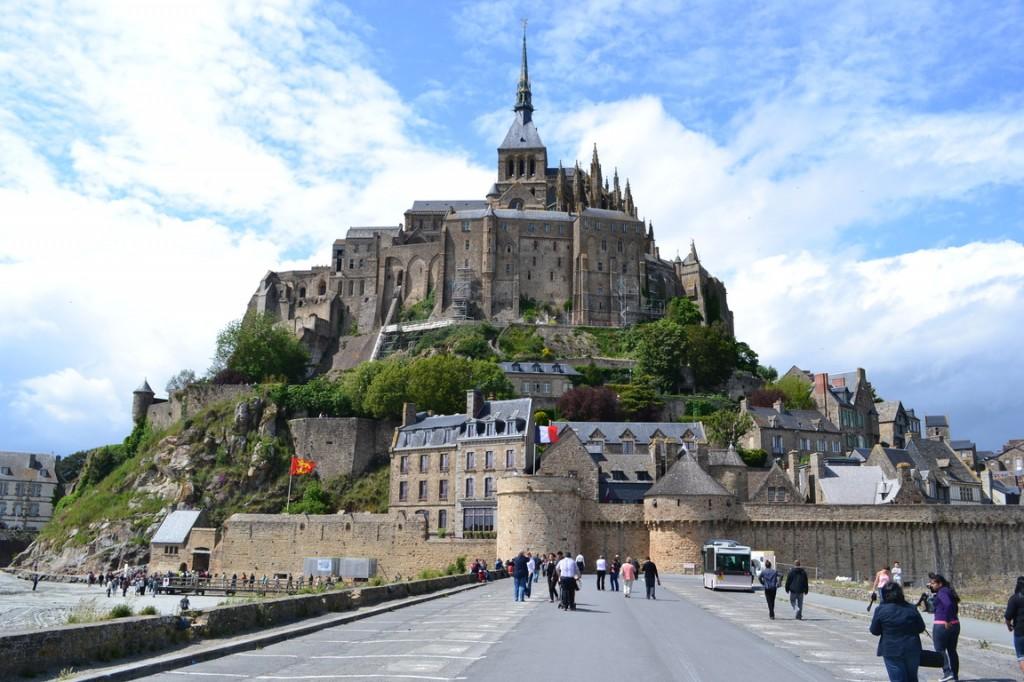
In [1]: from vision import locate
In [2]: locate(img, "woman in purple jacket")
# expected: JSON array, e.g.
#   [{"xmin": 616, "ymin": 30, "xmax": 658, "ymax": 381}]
[{"xmin": 929, "ymin": 574, "xmax": 960, "ymax": 682}]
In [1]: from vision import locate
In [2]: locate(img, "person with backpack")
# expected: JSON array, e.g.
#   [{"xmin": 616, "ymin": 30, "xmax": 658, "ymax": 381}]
[
  {"xmin": 784, "ymin": 559, "xmax": 809, "ymax": 620},
  {"xmin": 759, "ymin": 560, "xmax": 781, "ymax": 619}
]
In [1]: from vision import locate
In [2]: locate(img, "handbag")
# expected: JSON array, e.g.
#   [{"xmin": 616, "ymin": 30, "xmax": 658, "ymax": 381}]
[{"xmin": 919, "ymin": 649, "xmax": 945, "ymax": 668}]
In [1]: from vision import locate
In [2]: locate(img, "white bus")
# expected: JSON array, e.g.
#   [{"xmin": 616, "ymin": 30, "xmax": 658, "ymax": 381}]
[{"xmin": 702, "ymin": 539, "xmax": 754, "ymax": 591}]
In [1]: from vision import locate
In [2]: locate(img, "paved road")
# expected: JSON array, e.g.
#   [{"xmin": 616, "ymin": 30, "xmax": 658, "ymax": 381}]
[{"xmin": 141, "ymin": 575, "xmax": 1019, "ymax": 682}]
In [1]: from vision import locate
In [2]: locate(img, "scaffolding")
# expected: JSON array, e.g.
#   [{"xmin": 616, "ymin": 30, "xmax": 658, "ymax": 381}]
[{"xmin": 452, "ymin": 266, "xmax": 472, "ymax": 320}]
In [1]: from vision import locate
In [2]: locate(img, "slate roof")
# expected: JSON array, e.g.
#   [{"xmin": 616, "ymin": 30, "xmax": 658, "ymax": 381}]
[
  {"xmin": 500, "ymin": 113, "xmax": 545, "ymax": 149},
  {"xmin": 557, "ymin": 421, "xmax": 706, "ymax": 445},
  {"xmin": 581, "ymin": 207, "xmax": 638, "ymax": 220},
  {"xmin": 707, "ymin": 446, "xmax": 746, "ymax": 467},
  {"xmin": 925, "ymin": 415, "xmax": 949, "ymax": 427},
  {"xmin": 991, "ymin": 478, "xmax": 1022, "ymax": 496},
  {"xmin": 818, "ymin": 465, "xmax": 900, "ymax": 505},
  {"xmin": 0, "ymin": 452, "xmax": 58, "ymax": 481},
  {"xmin": 594, "ymin": 453, "xmax": 655, "ymax": 482},
  {"xmin": 747, "ymin": 406, "xmax": 839, "ymax": 433},
  {"xmin": 477, "ymin": 398, "xmax": 533, "ymax": 422},
  {"xmin": 345, "ymin": 226, "xmax": 400, "ymax": 239},
  {"xmin": 135, "ymin": 379, "xmax": 154, "ymax": 394},
  {"xmin": 500, "ymin": 361, "xmax": 580, "ymax": 376},
  {"xmin": 394, "ymin": 414, "xmax": 467, "ymax": 449},
  {"xmin": 910, "ymin": 439, "xmax": 979, "ymax": 485},
  {"xmin": 850, "ymin": 448, "xmax": 871, "ymax": 463},
  {"xmin": 151, "ymin": 510, "xmax": 203, "ymax": 545},
  {"xmin": 394, "ymin": 398, "xmax": 533, "ymax": 450},
  {"xmin": 645, "ymin": 453, "xmax": 731, "ymax": 497},
  {"xmin": 451, "ymin": 208, "xmax": 575, "ymax": 221},
  {"xmin": 876, "ymin": 400, "xmax": 902, "ymax": 422},
  {"xmin": 409, "ymin": 200, "xmax": 488, "ymax": 213},
  {"xmin": 949, "ymin": 440, "xmax": 975, "ymax": 451}
]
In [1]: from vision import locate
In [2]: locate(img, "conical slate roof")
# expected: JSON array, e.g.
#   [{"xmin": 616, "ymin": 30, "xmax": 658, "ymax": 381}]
[
  {"xmin": 645, "ymin": 453, "xmax": 732, "ymax": 497},
  {"xmin": 707, "ymin": 444, "xmax": 746, "ymax": 467},
  {"xmin": 135, "ymin": 379, "xmax": 154, "ymax": 394}
]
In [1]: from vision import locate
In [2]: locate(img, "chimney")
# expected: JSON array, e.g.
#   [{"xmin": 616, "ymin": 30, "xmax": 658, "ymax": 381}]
[
  {"xmin": 813, "ymin": 373, "xmax": 828, "ymax": 397},
  {"xmin": 786, "ymin": 450, "xmax": 800, "ymax": 485},
  {"xmin": 402, "ymin": 402, "xmax": 417, "ymax": 428},
  {"xmin": 772, "ymin": 399, "xmax": 784, "ymax": 413},
  {"xmin": 466, "ymin": 389, "xmax": 484, "ymax": 418},
  {"xmin": 807, "ymin": 451, "xmax": 824, "ymax": 503},
  {"xmin": 856, "ymin": 367, "xmax": 867, "ymax": 385},
  {"xmin": 831, "ymin": 377, "xmax": 845, "ymax": 388},
  {"xmin": 29, "ymin": 453, "xmax": 38, "ymax": 469}
]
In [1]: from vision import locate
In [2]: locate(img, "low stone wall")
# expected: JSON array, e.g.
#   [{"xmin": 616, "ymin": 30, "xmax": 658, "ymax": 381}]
[
  {"xmin": 811, "ymin": 581, "xmax": 1008, "ymax": 624},
  {"xmin": 0, "ymin": 572, "xmax": 492, "ymax": 678},
  {"xmin": 0, "ymin": 614, "xmax": 183, "ymax": 678}
]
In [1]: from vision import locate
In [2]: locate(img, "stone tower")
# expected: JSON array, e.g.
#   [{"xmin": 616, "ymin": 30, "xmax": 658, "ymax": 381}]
[
  {"xmin": 496, "ymin": 476, "xmax": 582, "ymax": 559},
  {"xmin": 132, "ymin": 378, "xmax": 155, "ymax": 424}
]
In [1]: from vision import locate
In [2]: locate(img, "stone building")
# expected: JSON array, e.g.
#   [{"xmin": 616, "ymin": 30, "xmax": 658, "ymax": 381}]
[
  {"xmin": 740, "ymin": 399, "xmax": 842, "ymax": 458},
  {"xmin": 785, "ymin": 367, "xmax": 879, "ymax": 450},
  {"xmin": 389, "ymin": 391, "xmax": 535, "ymax": 537},
  {"xmin": 866, "ymin": 438, "xmax": 983, "ymax": 504},
  {"xmin": 247, "ymin": 29, "xmax": 733, "ymax": 371},
  {"xmin": 148, "ymin": 509, "xmax": 217, "ymax": 573},
  {"xmin": 876, "ymin": 400, "xmax": 921, "ymax": 449},
  {"xmin": 499, "ymin": 360, "xmax": 579, "ymax": 408},
  {"xmin": 0, "ymin": 452, "xmax": 59, "ymax": 531},
  {"xmin": 925, "ymin": 415, "xmax": 951, "ymax": 442}
]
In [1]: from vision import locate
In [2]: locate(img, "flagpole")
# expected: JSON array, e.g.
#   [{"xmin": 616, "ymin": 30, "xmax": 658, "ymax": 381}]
[{"xmin": 286, "ymin": 469, "xmax": 293, "ymax": 513}]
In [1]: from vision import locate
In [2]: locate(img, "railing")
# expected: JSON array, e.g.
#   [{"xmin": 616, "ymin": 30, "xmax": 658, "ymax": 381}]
[
  {"xmin": 776, "ymin": 562, "xmax": 820, "ymax": 580},
  {"xmin": 154, "ymin": 575, "xmax": 350, "ymax": 596}
]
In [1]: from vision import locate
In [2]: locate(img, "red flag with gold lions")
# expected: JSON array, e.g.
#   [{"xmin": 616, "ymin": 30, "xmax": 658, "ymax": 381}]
[{"xmin": 290, "ymin": 456, "xmax": 316, "ymax": 475}]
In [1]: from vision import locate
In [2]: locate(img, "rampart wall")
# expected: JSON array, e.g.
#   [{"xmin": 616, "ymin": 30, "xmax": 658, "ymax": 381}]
[
  {"xmin": 147, "ymin": 385, "xmax": 254, "ymax": 430},
  {"xmin": 288, "ymin": 417, "xmax": 395, "ymax": 480}
]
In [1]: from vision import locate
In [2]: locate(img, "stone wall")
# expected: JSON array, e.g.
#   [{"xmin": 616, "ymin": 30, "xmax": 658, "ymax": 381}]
[
  {"xmin": 288, "ymin": 417, "xmax": 395, "ymax": 480},
  {"xmin": 148, "ymin": 384, "xmax": 255, "ymax": 430},
  {"xmin": 496, "ymin": 476, "xmax": 582, "ymax": 559},
  {"xmin": 213, "ymin": 511, "xmax": 495, "ymax": 579}
]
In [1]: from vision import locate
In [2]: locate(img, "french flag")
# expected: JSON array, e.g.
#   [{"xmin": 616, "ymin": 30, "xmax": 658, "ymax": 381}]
[{"xmin": 537, "ymin": 424, "xmax": 560, "ymax": 444}]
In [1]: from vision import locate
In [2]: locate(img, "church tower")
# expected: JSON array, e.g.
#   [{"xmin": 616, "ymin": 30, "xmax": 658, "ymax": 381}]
[{"xmin": 495, "ymin": 25, "xmax": 548, "ymax": 209}]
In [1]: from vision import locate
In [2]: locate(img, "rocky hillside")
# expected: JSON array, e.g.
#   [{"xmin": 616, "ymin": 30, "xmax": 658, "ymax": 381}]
[{"xmin": 15, "ymin": 390, "xmax": 299, "ymax": 574}]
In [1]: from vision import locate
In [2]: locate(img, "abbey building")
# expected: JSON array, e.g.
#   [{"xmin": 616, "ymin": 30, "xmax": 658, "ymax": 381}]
[{"xmin": 249, "ymin": 31, "xmax": 733, "ymax": 369}]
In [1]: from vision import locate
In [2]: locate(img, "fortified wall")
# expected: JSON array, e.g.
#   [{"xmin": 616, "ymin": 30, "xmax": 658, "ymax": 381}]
[
  {"xmin": 287, "ymin": 417, "xmax": 396, "ymax": 480},
  {"xmin": 142, "ymin": 384, "xmax": 255, "ymax": 430}
]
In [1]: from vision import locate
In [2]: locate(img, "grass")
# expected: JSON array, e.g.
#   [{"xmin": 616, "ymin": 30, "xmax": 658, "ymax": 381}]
[
  {"xmin": 65, "ymin": 599, "xmax": 105, "ymax": 625},
  {"xmin": 328, "ymin": 462, "xmax": 390, "ymax": 513},
  {"xmin": 56, "ymin": 668, "xmax": 76, "ymax": 681},
  {"xmin": 571, "ymin": 326, "xmax": 633, "ymax": 358},
  {"xmin": 138, "ymin": 605, "xmax": 158, "ymax": 616},
  {"xmin": 498, "ymin": 325, "xmax": 545, "ymax": 359}
]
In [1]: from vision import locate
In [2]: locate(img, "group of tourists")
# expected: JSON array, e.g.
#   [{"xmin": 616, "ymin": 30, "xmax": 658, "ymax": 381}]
[{"xmin": 498, "ymin": 551, "xmax": 660, "ymax": 610}]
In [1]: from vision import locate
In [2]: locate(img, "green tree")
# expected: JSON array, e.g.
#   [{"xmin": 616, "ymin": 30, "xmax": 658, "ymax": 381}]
[
  {"xmin": 702, "ymin": 409, "xmax": 754, "ymax": 447},
  {"xmin": 342, "ymin": 361, "xmax": 386, "ymax": 415},
  {"xmin": 165, "ymin": 369, "xmax": 198, "ymax": 394},
  {"xmin": 632, "ymin": 319, "xmax": 688, "ymax": 392},
  {"xmin": 533, "ymin": 410, "xmax": 550, "ymax": 426},
  {"xmin": 470, "ymin": 360, "xmax": 515, "ymax": 400},
  {"xmin": 281, "ymin": 376, "xmax": 352, "ymax": 417},
  {"xmin": 288, "ymin": 479, "xmax": 332, "ymax": 514},
  {"xmin": 684, "ymin": 324, "xmax": 737, "ymax": 391},
  {"xmin": 211, "ymin": 312, "xmax": 309, "ymax": 383},
  {"xmin": 665, "ymin": 297, "xmax": 703, "ymax": 326},
  {"xmin": 738, "ymin": 447, "xmax": 768, "ymax": 467},
  {"xmin": 451, "ymin": 329, "xmax": 494, "ymax": 360},
  {"xmin": 733, "ymin": 341, "xmax": 759, "ymax": 375},
  {"xmin": 363, "ymin": 360, "xmax": 410, "ymax": 419},
  {"xmin": 756, "ymin": 365, "xmax": 779, "ymax": 382},
  {"xmin": 618, "ymin": 376, "xmax": 664, "ymax": 421},
  {"xmin": 406, "ymin": 355, "xmax": 471, "ymax": 415},
  {"xmin": 769, "ymin": 374, "xmax": 816, "ymax": 410}
]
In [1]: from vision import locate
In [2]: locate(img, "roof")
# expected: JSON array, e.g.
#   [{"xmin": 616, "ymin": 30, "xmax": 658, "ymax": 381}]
[
  {"xmin": 477, "ymin": 398, "xmax": 533, "ymax": 421},
  {"xmin": 500, "ymin": 361, "xmax": 580, "ymax": 376},
  {"xmin": 581, "ymin": 207, "xmax": 638, "ymax": 221},
  {"xmin": 849, "ymin": 448, "xmax": 871, "ymax": 463},
  {"xmin": 645, "ymin": 453, "xmax": 732, "ymax": 497},
  {"xmin": 595, "ymin": 453, "xmax": 655, "ymax": 482},
  {"xmin": 499, "ymin": 112, "xmax": 545, "ymax": 149},
  {"xmin": 409, "ymin": 200, "xmax": 488, "ymax": 213},
  {"xmin": 949, "ymin": 440, "xmax": 975, "ymax": 451},
  {"xmin": 746, "ymin": 406, "xmax": 839, "ymax": 433},
  {"xmin": 450, "ymin": 208, "xmax": 575, "ymax": 222},
  {"xmin": 876, "ymin": 400, "xmax": 903, "ymax": 422},
  {"xmin": 135, "ymin": 379, "xmax": 154, "ymax": 394},
  {"xmin": 345, "ymin": 226, "xmax": 400, "ymax": 240},
  {"xmin": 819, "ymin": 465, "xmax": 900, "ymax": 505},
  {"xmin": 907, "ymin": 438, "xmax": 980, "ymax": 486},
  {"xmin": 394, "ymin": 414, "xmax": 467, "ymax": 449},
  {"xmin": 991, "ymin": 479, "xmax": 1021, "ymax": 496},
  {"xmin": 557, "ymin": 421, "xmax": 706, "ymax": 445},
  {"xmin": 151, "ymin": 510, "xmax": 203, "ymax": 544},
  {"xmin": 925, "ymin": 415, "xmax": 949, "ymax": 427},
  {"xmin": 707, "ymin": 446, "xmax": 746, "ymax": 467},
  {"xmin": 0, "ymin": 452, "xmax": 58, "ymax": 481}
]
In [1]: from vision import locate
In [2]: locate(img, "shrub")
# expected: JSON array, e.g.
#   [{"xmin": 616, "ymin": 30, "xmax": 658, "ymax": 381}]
[
  {"xmin": 108, "ymin": 604, "xmax": 134, "ymax": 619},
  {"xmin": 139, "ymin": 605, "xmax": 158, "ymax": 616}
]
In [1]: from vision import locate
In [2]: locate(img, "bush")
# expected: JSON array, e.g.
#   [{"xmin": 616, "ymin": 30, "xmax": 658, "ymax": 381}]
[
  {"xmin": 138, "ymin": 605, "xmax": 158, "ymax": 616},
  {"xmin": 108, "ymin": 604, "xmax": 134, "ymax": 619},
  {"xmin": 739, "ymin": 448, "xmax": 768, "ymax": 468},
  {"xmin": 557, "ymin": 386, "xmax": 620, "ymax": 421}
]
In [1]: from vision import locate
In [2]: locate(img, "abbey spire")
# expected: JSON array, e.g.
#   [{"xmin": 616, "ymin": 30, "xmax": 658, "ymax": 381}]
[{"xmin": 514, "ymin": 22, "xmax": 533, "ymax": 123}]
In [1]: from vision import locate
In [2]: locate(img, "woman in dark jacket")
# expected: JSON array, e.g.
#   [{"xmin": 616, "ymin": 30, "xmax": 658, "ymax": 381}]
[
  {"xmin": 869, "ymin": 583, "xmax": 926, "ymax": 682},
  {"xmin": 929, "ymin": 573, "xmax": 960, "ymax": 681}
]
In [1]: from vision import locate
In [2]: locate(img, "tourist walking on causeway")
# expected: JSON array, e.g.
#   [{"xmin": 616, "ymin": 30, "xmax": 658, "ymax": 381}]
[
  {"xmin": 575, "ymin": 552, "xmax": 586, "ymax": 576},
  {"xmin": 524, "ymin": 552, "xmax": 534, "ymax": 598},
  {"xmin": 556, "ymin": 551, "xmax": 580, "ymax": 611},
  {"xmin": 1004, "ymin": 575, "xmax": 1024, "ymax": 675},
  {"xmin": 891, "ymin": 561, "xmax": 903, "ymax": 586},
  {"xmin": 621, "ymin": 556, "xmax": 637, "ymax": 598},
  {"xmin": 512, "ymin": 551, "xmax": 529, "ymax": 602},
  {"xmin": 929, "ymin": 574, "xmax": 960, "ymax": 681},
  {"xmin": 868, "ymin": 565, "xmax": 892, "ymax": 612},
  {"xmin": 595, "ymin": 555, "xmax": 607, "ymax": 590},
  {"xmin": 546, "ymin": 553, "xmax": 560, "ymax": 603},
  {"xmin": 609, "ymin": 555, "xmax": 621, "ymax": 592},
  {"xmin": 641, "ymin": 556, "xmax": 660, "ymax": 599},
  {"xmin": 869, "ymin": 582, "xmax": 926, "ymax": 682},
  {"xmin": 785, "ymin": 560, "xmax": 809, "ymax": 620},
  {"xmin": 758, "ymin": 560, "xmax": 781, "ymax": 619}
]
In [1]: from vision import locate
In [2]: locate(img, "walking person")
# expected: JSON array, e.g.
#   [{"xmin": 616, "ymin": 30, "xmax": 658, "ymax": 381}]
[
  {"xmin": 759, "ymin": 560, "xmax": 781, "ymax": 619},
  {"xmin": 512, "ymin": 551, "xmax": 529, "ymax": 602},
  {"xmin": 1004, "ymin": 575, "xmax": 1024, "ymax": 676},
  {"xmin": 641, "ymin": 556, "xmax": 660, "ymax": 599},
  {"xmin": 891, "ymin": 561, "xmax": 903, "ymax": 586},
  {"xmin": 575, "ymin": 552, "xmax": 586, "ymax": 576},
  {"xmin": 524, "ymin": 552, "xmax": 534, "ymax": 598},
  {"xmin": 869, "ymin": 582, "xmax": 926, "ymax": 682},
  {"xmin": 868, "ymin": 565, "xmax": 892, "ymax": 612},
  {"xmin": 785, "ymin": 559, "xmax": 809, "ymax": 620},
  {"xmin": 929, "ymin": 574, "xmax": 960, "ymax": 681},
  {"xmin": 609, "ymin": 555, "xmax": 621, "ymax": 592},
  {"xmin": 595, "ymin": 555, "xmax": 607, "ymax": 590},
  {"xmin": 546, "ymin": 553, "xmax": 560, "ymax": 603},
  {"xmin": 556, "ymin": 552, "xmax": 579, "ymax": 611},
  {"xmin": 621, "ymin": 556, "xmax": 636, "ymax": 598}
]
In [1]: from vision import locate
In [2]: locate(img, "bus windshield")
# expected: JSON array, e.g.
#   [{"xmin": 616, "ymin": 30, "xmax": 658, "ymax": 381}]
[{"xmin": 716, "ymin": 553, "xmax": 750, "ymax": 574}]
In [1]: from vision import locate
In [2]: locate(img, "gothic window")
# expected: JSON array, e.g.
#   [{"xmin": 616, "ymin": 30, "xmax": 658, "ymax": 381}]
[
  {"xmin": 529, "ymin": 158, "xmax": 535, "ymax": 176},
  {"xmin": 506, "ymin": 159, "xmax": 513, "ymax": 178},
  {"xmin": 509, "ymin": 198, "xmax": 523, "ymax": 210},
  {"xmin": 299, "ymin": 286, "xmax": 306, "ymax": 299},
  {"xmin": 518, "ymin": 158, "xmax": 525, "ymax": 176},
  {"xmin": 359, "ymin": 279, "xmax": 365, "ymax": 295},
  {"xmin": 318, "ymin": 280, "xmax": 326, "ymax": 296},
  {"xmin": 533, "ymin": 240, "xmax": 538, "ymax": 251}
]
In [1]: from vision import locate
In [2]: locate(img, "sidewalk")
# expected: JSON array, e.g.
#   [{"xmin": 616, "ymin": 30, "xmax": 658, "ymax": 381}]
[{"xmin": 806, "ymin": 589, "xmax": 1016, "ymax": 654}]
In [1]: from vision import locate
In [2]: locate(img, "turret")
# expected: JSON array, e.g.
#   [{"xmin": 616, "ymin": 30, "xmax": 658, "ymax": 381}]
[
  {"xmin": 589, "ymin": 144, "xmax": 603, "ymax": 208},
  {"xmin": 555, "ymin": 162, "xmax": 567, "ymax": 211},
  {"xmin": 132, "ymin": 378, "xmax": 155, "ymax": 424},
  {"xmin": 612, "ymin": 168, "xmax": 622, "ymax": 210},
  {"xmin": 624, "ymin": 179, "xmax": 635, "ymax": 216}
]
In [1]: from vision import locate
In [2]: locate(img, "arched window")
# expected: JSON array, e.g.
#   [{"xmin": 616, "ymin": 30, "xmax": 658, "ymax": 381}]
[
  {"xmin": 518, "ymin": 158, "xmax": 525, "ymax": 176},
  {"xmin": 298, "ymin": 286, "xmax": 306, "ymax": 299},
  {"xmin": 509, "ymin": 198, "xmax": 524, "ymax": 210},
  {"xmin": 317, "ymin": 280, "xmax": 326, "ymax": 296},
  {"xmin": 529, "ymin": 158, "xmax": 535, "ymax": 176},
  {"xmin": 506, "ymin": 159, "xmax": 513, "ymax": 179}
]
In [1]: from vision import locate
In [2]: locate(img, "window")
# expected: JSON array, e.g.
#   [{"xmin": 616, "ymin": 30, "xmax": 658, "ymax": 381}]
[
  {"xmin": 532, "ymin": 256, "xmax": 537, "ymax": 266},
  {"xmin": 622, "ymin": 439, "xmax": 635, "ymax": 454},
  {"xmin": 399, "ymin": 481, "xmax": 408, "ymax": 501},
  {"xmin": 559, "ymin": 225, "xmax": 565, "ymax": 235},
  {"xmin": 438, "ymin": 509, "xmax": 448, "ymax": 529},
  {"xmin": 501, "ymin": 222, "xmax": 509, "ymax": 231},
  {"xmin": 528, "ymin": 223, "xmax": 536, "ymax": 233},
  {"xmin": 0, "ymin": 481, "xmax": 6, "ymax": 495},
  {"xmin": 543, "ymin": 382, "xmax": 551, "ymax": 394},
  {"xmin": 440, "ymin": 453, "xmax": 450, "ymax": 472},
  {"xmin": 544, "ymin": 223, "xmax": 550, "ymax": 233},
  {"xmin": 533, "ymin": 240, "xmax": 539, "ymax": 251},
  {"xmin": 0, "ymin": 501, "xmax": 5, "ymax": 515},
  {"xmin": 347, "ymin": 280, "xmax": 354, "ymax": 296},
  {"xmin": 816, "ymin": 439, "xmax": 825, "ymax": 452},
  {"xmin": 359, "ymin": 259, "xmax": 364, "ymax": 268},
  {"xmin": 465, "ymin": 477, "xmax": 475, "ymax": 497},
  {"xmin": 506, "ymin": 263, "xmax": 512, "ymax": 274},
  {"xmin": 832, "ymin": 441, "xmax": 841, "ymax": 453},
  {"xmin": 418, "ymin": 480, "xmax": 428, "ymax": 501},
  {"xmin": 771, "ymin": 435, "xmax": 784, "ymax": 454},
  {"xmin": 419, "ymin": 454, "xmax": 429, "ymax": 473},
  {"xmin": 960, "ymin": 487, "xmax": 974, "ymax": 502},
  {"xmin": 462, "ymin": 220, "xmax": 471, "ymax": 232},
  {"xmin": 767, "ymin": 486, "xmax": 787, "ymax": 502},
  {"xmin": 617, "ymin": 239, "xmax": 623, "ymax": 253},
  {"xmin": 400, "ymin": 456, "xmax": 409, "ymax": 474},
  {"xmin": 465, "ymin": 239, "xmax": 470, "ymax": 251},
  {"xmin": 466, "ymin": 452, "xmax": 476, "ymax": 470},
  {"xmin": 463, "ymin": 507, "xmax": 494, "ymax": 532},
  {"xmin": 557, "ymin": 257, "xmax": 562, "ymax": 267},
  {"xmin": 163, "ymin": 545, "xmax": 179, "ymax": 555},
  {"xmin": 597, "ymin": 261, "xmax": 603, "ymax": 272},
  {"xmin": 601, "ymin": 239, "xmax": 607, "ymax": 251},
  {"xmin": 505, "ymin": 449, "xmax": 515, "ymax": 469},
  {"xmin": 359, "ymin": 279, "xmax": 365, "ymax": 295},
  {"xmin": 550, "ymin": 271, "xmax": 554, "ymax": 281},
  {"xmin": 483, "ymin": 475, "xmax": 495, "ymax": 497},
  {"xmin": 485, "ymin": 450, "xmax": 495, "ymax": 469},
  {"xmin": 439, "ymin": 479, "xmax": 449, "ymax": 500}
]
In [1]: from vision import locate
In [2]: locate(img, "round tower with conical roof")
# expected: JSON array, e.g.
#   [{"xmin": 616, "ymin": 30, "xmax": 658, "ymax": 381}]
[{"xmin": 132, "ymin": 378, "xmax": 155, "ymax": 424}]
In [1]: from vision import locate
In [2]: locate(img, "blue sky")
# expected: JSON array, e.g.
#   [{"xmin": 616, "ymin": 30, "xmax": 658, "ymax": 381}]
[{"xmin": 0, "ymin": 0, "xmax": 1022, "ymax": 455}]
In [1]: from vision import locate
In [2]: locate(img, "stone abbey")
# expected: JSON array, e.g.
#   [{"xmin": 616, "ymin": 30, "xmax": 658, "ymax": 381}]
[{"xmin": 249, "ymin": 30, "xmax": 733, "ymax": 369}]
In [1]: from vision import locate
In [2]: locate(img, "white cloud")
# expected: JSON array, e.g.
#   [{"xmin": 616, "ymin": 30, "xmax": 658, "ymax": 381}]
[{"xmin": 13, "ymin": 368, "xmax": 120, "ymax": 426}]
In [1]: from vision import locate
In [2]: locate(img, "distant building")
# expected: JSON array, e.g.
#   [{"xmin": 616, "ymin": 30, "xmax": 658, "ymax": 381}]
[
  {"xmin": 785, "ymin": 367, "xmax": 879, "ymax": 449},
  {"xmin": 499, "ymin": 360, "xmax": 580, "ymax": 407},
  {"xmin": 555, "ymin": 420, "xmax": 705, "ymax": 480},
  {"xmin": 148, "ymin": 509, "xmax": 217, "ymax": 573},
  {"xmin": 866, "ymin": 438, "xmax": 982, "ymax": 504},
  {"xmin": 877, "ymin": 400, "xmax": 921, "ymax": 449},
  {"xmin": 740, "ymin": 399, "xmax": 842, "ymax": 459},
  {"xmin": 0, "ymin": 452, "xmax": 59, "ymax": 530},
  {"xmin": 924, "ymin": 415, "xmax": 951, "ymax": 442},
  {"xmin": 949, "ymin": 439, "xmax": 979, "ymax": 472}
]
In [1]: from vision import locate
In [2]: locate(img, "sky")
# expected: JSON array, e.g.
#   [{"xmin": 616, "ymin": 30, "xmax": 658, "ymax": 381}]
[{"xmin": 1, "ymin": 0, "xmax": 1022, "ymax": 456}]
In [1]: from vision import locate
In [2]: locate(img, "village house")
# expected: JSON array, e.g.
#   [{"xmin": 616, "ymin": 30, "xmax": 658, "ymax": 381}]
[
  {"xmin": 876, "ymin": 400, "xmax": 921, "ymax": 449},
  {"xmin": 785, "ymin": 367, "xmax": 879, "ymax": 450},
  {"xmin": 740, "ymin": 399, "xmax": 842, "ymax": 459},
  {"xmin": 0, "ymin": 451, "xmax": 59, "ymax": 531},
  {"xmin": 866, "ymin": 437, "xmax": 983, "ymax": 504},
  {"xmin": 148, "ymin": 509, "xmax": 218, "ymax": 573},
  {"xmin": 499, "ymin": 360, "xmax": 580, "ymax": 408}
]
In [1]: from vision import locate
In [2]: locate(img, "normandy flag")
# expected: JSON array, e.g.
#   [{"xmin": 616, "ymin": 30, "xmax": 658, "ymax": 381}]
[{"xmin": 290, "ymin": 456, "xmax": 316, "ymax": 476}]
